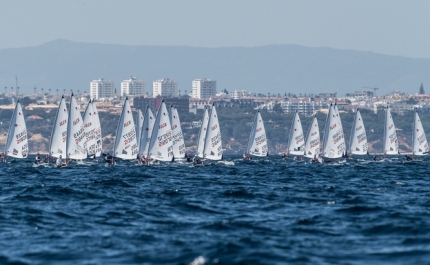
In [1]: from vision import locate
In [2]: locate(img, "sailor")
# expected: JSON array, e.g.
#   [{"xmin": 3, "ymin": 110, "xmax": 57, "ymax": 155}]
[
  {"xmin": 56, "ymin": 155, "xmax": 66, "ymax": 167},
  {"xmin": 405, "ymin": 154, "xmax": 414, "ymax": 161},
  {"xmin": 373, "ymin": 153, "xmax": 381, "ymax": 161},
  {"xmin": 243, "ymin": 153, "xmax": 251, "ymax": 160},
  {"xmin": 105, "ymin": 153, "xmax": 113, "ymax": 164},
  {"xmin": 186, "ymin": 154, "xmax": 192, "ymax": 163},
  {"xmin": 35, "ymin": 153, "xmax": 42, "ymax": 164},
  {"xmin": 311, "ymin": 155, "xmax": 319, "ymax": 163},
  {"xmin": 44, "ymin": 155, "xmax": 50, "ymax": 163},
  {"xmin": 281, "ymin": 152, "xmax": 287, "ymax": 159},
  {"xmin": 1, "ymin": 153, "xmax": 6, "ymax": 162}
]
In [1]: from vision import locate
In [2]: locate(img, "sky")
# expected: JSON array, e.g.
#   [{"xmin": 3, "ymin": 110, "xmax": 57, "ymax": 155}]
[{"xmin": 0, "ymin": 0, "xmax": 429, "ymax": 58}]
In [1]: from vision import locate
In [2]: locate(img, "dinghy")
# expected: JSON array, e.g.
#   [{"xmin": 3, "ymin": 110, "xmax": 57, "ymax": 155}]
[
  {"xmin": 5, "ymin": 100, "xmax": 28, "ymax": 160},
  {"xmin": 304, "ymin": 115, "xmax": 320, "ymax": 162},
  {"xmin": 196, "ymin": 107, "xmax": 209, "ymax": 159},
  {"xmin": 83, "ymin": 99, "xmax": 101, "ymax": 159},
  {"xmin": 246, "ymin": 110, "xmax": 268, "ymax": 158},
  {"xmin": 287, "ymin": 111, "xmax": 305, "ymax": 159},
  {"xmin": 383, "ymin": 105, "xmax": 399, "ymax": 156},
  {"xmin": 411, "ymin": 108, "xmax": 429, "ymax": 158},
  {"xmin": 203, "ymin": 104, "xmax": 223, "ymax": 161},
  {"xmin": 136, "ymin": 108, "xmax": 144, "ymax": 155},
  {"xmin": 170, "ymin": 106, "xmax": 186, "ymax": 159},
  {"xmin": 321, "ymin": 103, "xmax": 346, "ymax": 163},
  {"xmin": 113, "ymin": 97, "xmax": 138, "ymax": 160},
  {"xmin": 91, "ymin": 100, "xmax": 102, "ymax": 157},
  {"xmin": 49, "ymin": 95, "xmax": 68, "ymax": 160},
  {"xmin": 349, "ymin": 109, "xmax": 368, "ymax": 156},
  {"xmin": 139, "ymin": 105, "xmax": 155, "ymax": 160},
  {"xmin": 148, "ymin": 100, "xmax": 174, "ymax": 162},
  {"xmin": 66, "ymin": 93, "xmax": 87, "ymax": 160}
]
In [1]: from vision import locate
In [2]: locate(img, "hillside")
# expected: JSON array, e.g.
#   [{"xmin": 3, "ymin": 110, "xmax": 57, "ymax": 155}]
[{"xmin": 1, "ymin": 40, "xmax": 430, "ymax": 95}]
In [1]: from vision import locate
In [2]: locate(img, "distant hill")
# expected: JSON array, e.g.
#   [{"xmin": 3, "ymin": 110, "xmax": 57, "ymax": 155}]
[{"xmin": 0, "ymin": 39, "xmax": 430, "ymax": 95}]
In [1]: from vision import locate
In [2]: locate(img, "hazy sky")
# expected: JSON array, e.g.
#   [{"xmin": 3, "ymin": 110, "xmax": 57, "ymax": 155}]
[{"xmin": 1, "ymin": 0, "xmax": 430, "ymax": 58}]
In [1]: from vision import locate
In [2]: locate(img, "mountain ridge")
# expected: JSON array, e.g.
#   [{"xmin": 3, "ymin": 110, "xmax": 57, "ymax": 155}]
[{"xmin": 0, "ymin": 39, "xmax": 429, "ymax": 95}]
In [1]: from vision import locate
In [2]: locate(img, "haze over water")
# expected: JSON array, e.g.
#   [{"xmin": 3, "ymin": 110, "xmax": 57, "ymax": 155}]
[{"xmin": 1, "ymin": 155, "xmax": 429, "ymax": 264}]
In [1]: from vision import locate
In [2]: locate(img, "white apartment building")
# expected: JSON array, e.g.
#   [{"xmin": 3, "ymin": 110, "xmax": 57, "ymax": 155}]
[
  {"xmin": 191, "ymin": 78, "xmax": 216, "ymax": 99},
  {"xmin": 121, "ymin": 76, "xmax": 146, "ymax": 97},
  {"xmin": 90, "ymin": 78, "xmax": 115, "ymax": 100},
  {"xmin": 153, "ymin": 78, "xmax": 178, "ymax": 97}
]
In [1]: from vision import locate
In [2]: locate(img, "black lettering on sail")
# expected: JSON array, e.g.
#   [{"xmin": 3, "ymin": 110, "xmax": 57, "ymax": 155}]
[{"xmin": 122, "ymin": 149, "xmax": 128, "ymax": 155}]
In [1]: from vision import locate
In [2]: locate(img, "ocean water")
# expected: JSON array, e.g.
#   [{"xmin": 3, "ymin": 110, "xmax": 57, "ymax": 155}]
[{"xmin": 0, "ymin": 155, "xmax": 430, "ymax": 265}]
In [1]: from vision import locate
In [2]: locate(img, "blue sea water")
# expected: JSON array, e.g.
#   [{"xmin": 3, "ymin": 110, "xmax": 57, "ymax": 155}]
[{"xmin": 1, "ymin": 155, "xmax": 430, "ymax": 265}]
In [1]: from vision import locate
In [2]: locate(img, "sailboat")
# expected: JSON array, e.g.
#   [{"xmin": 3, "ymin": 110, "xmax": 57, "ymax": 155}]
[
  {"xmin": 412, "ymin": 108, "xmax": 429, "ymax": 157},
  {"xmin": 147, "ymin": 100, "xmax": 174, "ymax": 162},
  {"xmin": 66, "ymin": 93, "xmax": 87, "ymax": 160},
  {"xmin": 349, "ymin": 109, "xmax": 368, "ymax": 156},
  {"xmin": 321, "ymin": 103, "xmax": 346, "ymax": 163},
  {"xmin": 113, "ymin": 97, "xmax": 138, "ymax": 160},
  {"xmin": 49, "ymin": 95, "xmax": 68, "ymax": 159},
  {"xmin": 136, "ymin": 108, "xmax": 144, "ymax": 155},
  {"xmin": 383, "ymin": 105, "xmax": 399, "ymax": 156},
  {"xmin": 170, "ymin": 106, "xmax": 186, "ymax": 159},
  {"xmin": 196, "ymin": 107, "xmax": 209, "ymax": 158},
  {"xmin": 91, "ymin": 100, "xmax": 102, "ymax": 157},
  {"xmin": 5, "ymin": 100, "xmax": 28, "ymax": 159},
  {"xmin": 304, "ymin": 115, "xmax": 320, "ymax": 159},
  {"xmin": 83, "ymin": 99, "xmax": 99, "ymax": 158},
  {"xmin": 287, "ymin": 111, "xmax": 305, "ymax": 158},
  {"xmin": 139, "ymin": 105, "xmax": 155, "ymax": 158},
  {"xmin": 246, "ymin": 110, "xmax": 268, "ymax": 157},
  {"xmin": 203, "ymin": 104, "xmax": 223, "ymax": 161}
]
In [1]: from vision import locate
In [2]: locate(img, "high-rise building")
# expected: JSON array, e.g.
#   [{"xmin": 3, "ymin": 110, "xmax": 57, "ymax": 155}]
[
  {"xmin": 153, "ymin": 78, "xmax": 178, "ymax": 97},
  {"xmin": 121, "ymin": 76, "xmax": 146, "ymax": 97},
  {"xmin": 90, "ymin": 78, "xmax": 115, "ymax": 100},
  {"xmin": 192, "ymin": 78, "xmax": 216, "ymax": 99}
]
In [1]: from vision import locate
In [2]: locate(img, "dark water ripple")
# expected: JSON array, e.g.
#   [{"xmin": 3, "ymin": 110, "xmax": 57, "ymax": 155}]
[{"xmin": 1, "ymin": 156, "xmax": 430, "ymax": 264}]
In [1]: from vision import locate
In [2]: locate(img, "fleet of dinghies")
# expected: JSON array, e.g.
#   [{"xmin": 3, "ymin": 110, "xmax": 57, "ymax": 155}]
[{"xmin": 3, "ymin": 95, "xmax": 430, "ymax": 165}]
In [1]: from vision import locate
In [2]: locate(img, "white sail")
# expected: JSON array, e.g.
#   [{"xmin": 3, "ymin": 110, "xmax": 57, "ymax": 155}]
[
  {"xmin": 66, "ymin": 94, "xmax": 87, "ymax": 160},
  {"xmin": 196, "ymin": 107, "xmax": 209, "ymax": 158},
  {"xmin": 148, "ymin": 100, "xmax": 174, "ymax": 161},
  {"xmin": 5, "ymin": 101, "xmax": 28, "ymax": 158},
  {"xmin": 383, "ymin": 106, "xmax": 399, "ymax": 155},
  {"xmin": 91, "ymin": 100, "xmax": 102, "ymax": 157},
  {"xmin": 83, "ymin": 100, "xmax": 98, "ymax": 157},
  {"xmin": 113, "ymin": 98, "xmax": 138, "ymax": 159},
  {"xmin": 170, "ymin": 106, "xmax": 186, "ymax": 158},
  {"xmin": 139, "ymin": 106, "xmax": 155, "ymax": 157},
  {"xmin": 287, "ymin": 111, "xmax": 305, "ymax": 155},
  {"xmin": 246, "ymin": 110, "xmax": 268, "ymax": 157},
  {"xmin": 203, "ymin": 104, "xmax": 223, "ymax": 160},
  {"xmin": 412, "ymin": 109, "xmax": 429, "ymax": 156},
  {"xmin": 304, "ymin": 115, "xmax": 320, "ymax": 158},
  {"xmin": 49, "ymin": 96, "xmax": 68, "ymax": 158},
  {"xmin": 349, "ymin": 109, "xmax": 368, "ymax": 155},
  {"xmin": 136, "ymin": 108, "xmax": 144, "ymax": 154},
  {"xmin": 322, "ymin": 104, "xmax": 346, "ymax": 159}
]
